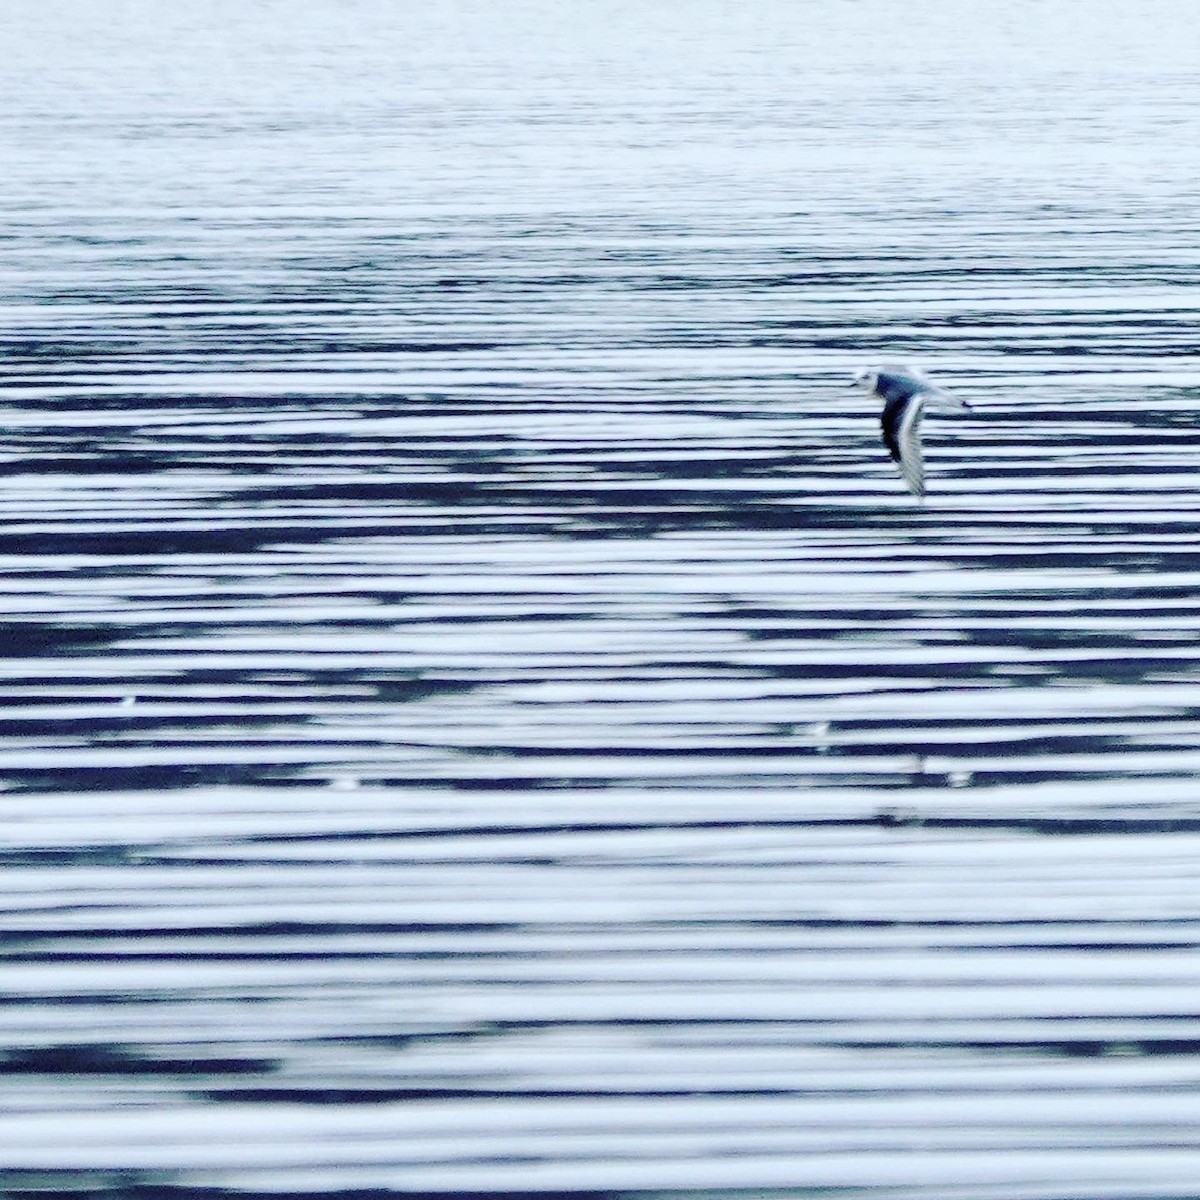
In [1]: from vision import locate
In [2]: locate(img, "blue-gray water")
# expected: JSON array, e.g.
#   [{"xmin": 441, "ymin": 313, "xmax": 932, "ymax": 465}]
[{"xmin": 6, "ymin": 2, "xmax": 1200, "ymax": 1196}]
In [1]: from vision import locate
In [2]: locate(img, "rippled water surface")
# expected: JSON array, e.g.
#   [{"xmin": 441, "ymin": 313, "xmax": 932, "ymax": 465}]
[{"xmin": 6, "ymin": 2, "xmax": 1200, "ymax": 1196}]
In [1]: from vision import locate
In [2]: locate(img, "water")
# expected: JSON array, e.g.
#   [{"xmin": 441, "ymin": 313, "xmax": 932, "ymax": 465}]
[{"xmin": 5, "ymin": 1, "xmax": 1200, "ymax": 1195}]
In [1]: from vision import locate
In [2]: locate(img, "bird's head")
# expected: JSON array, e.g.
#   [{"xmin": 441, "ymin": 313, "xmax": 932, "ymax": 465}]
[{"xmin": 850, "ymin": 367, "xmax": 878, "ymax": 393}]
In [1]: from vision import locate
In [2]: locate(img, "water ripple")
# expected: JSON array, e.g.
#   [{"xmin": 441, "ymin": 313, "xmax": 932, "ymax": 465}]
[{"xmin": 5, "ymin": 1, "xmax": 1200, "ymax": 1196}]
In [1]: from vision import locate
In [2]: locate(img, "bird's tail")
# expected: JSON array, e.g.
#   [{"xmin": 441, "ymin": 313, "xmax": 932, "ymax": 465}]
[{"xmin": 927, "ymin": 387, "xmax": 971, "ymax": 413}]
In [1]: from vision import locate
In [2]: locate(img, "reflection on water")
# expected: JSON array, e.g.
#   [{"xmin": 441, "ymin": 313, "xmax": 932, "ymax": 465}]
[{"xmin": 5, "ymin": 0, "xmax": 1200, "ymax": 1196}]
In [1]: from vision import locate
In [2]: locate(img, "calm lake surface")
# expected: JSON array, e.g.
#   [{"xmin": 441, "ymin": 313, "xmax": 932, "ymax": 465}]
[{"xmin": 5, "ymin": 1, "xmax": 1200, "ymax": 1196}]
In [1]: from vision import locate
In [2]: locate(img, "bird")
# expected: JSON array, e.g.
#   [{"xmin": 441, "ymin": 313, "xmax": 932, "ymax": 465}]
[{"xmin": 851, "ymin": 364, "xmax": 971, "ymax": 498}]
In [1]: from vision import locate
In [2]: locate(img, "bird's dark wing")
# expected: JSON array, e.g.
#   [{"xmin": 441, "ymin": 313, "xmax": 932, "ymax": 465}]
[{"xmin": 881, "ymin": 393, "xmax": 926, "ymax": 497}]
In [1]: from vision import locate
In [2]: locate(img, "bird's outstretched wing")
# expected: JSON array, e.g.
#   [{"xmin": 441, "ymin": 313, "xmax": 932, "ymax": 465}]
[
  {"xmin": 893, "ymin": 395, "xmax": 926, "ymax": 498},
  {"xmin": 880, "ymin": 390, "xmax": 927, "ymax": 498}
]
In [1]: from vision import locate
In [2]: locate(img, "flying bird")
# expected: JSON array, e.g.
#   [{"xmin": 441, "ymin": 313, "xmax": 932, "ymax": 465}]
[{"xmin": 851, "ymin": 364, "xmax": 971, "ymax": 498}]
